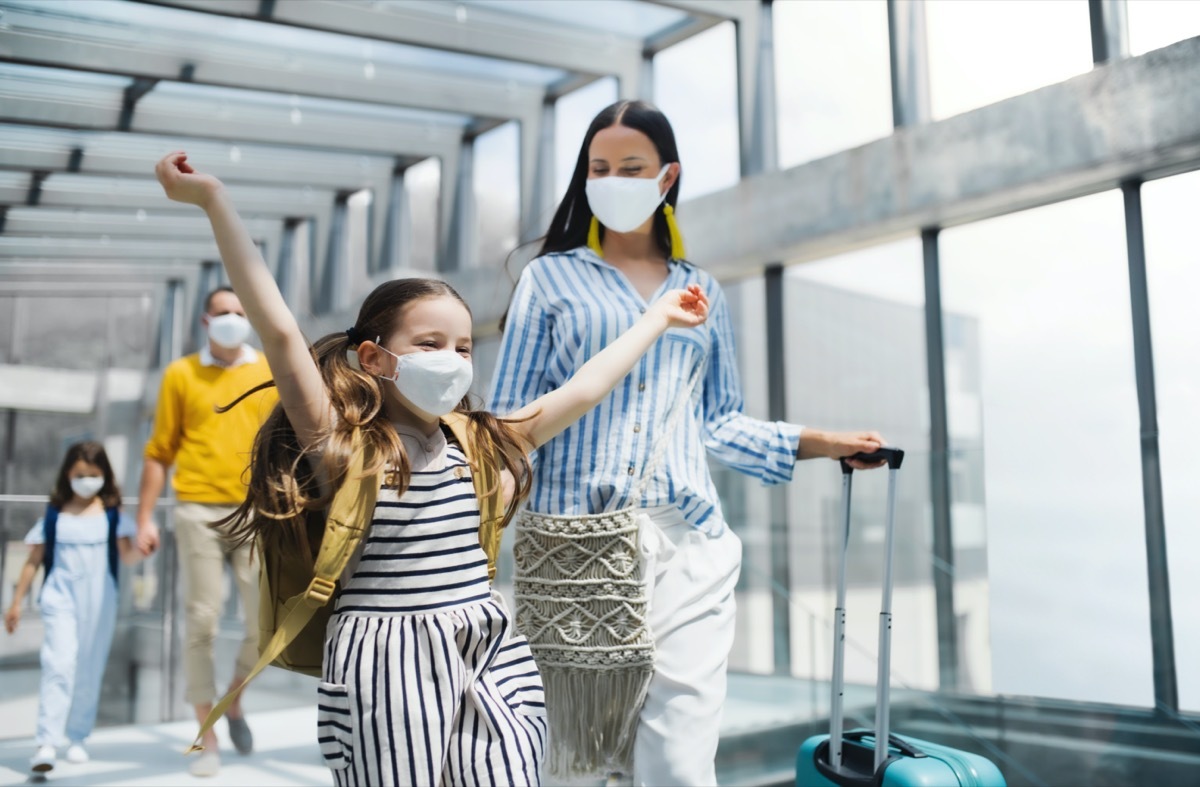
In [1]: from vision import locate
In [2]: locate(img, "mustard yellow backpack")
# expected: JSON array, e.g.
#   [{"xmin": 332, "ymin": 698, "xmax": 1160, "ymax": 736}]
[{"xmin": 189, "ymin": 412, "xmax": 507, "ymax": 752}]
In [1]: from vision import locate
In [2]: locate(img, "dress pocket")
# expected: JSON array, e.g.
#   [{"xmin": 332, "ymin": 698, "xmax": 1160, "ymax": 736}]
[
  {"xmin": 316, "ymin": 681, "xmax": 354, "ymax": 770},
  {"xmin": 490, "ymin": 635, "xmax": 547, "ymax": 719}
]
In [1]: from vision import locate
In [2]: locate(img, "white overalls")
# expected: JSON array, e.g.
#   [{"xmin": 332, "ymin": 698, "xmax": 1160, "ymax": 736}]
[
  {"xmin": 317, "ymin": 426, "xmax": 547, "ymax": 786},
  {"xmin": 25, "ymin": 510, "xmax": 135, "ymax": 748}
]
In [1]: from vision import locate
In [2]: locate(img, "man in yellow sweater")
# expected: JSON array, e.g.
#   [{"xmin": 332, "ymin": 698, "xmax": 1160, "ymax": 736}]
[{"xmin": 135, "ymin": 286, "xmax": 276, "ymax": 777}]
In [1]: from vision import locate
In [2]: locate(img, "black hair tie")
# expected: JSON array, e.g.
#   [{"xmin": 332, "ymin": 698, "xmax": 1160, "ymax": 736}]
[{"xmin": 345, "ymin": 326, "xmax": 363, "ymax": 345}]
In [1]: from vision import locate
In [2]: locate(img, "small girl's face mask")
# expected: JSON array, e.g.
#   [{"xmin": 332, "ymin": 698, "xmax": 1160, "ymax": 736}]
[
  {"xmin": 69, "ymin": 475, "xmax": 105, "ymax": 499},
  {"xmin": 377, "ymin": 345, "xmax": 473, "ymax": 419}
]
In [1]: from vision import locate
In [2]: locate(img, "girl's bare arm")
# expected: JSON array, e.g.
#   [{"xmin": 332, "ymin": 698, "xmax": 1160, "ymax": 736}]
[
  {"xmin": 507, "ymin": 286, "xmax": 709, "ymax": 449},
  {"xmin": 4, "ymin": 545, "xmax": 43, "ymax": 634},
  {"xmin": 154, "ymin": 151, "xmax": 331, "ymax": 448}
]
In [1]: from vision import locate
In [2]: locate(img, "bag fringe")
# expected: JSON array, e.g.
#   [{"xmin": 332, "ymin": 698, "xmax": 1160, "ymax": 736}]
[{"xmin": 540, "ymin": 663, "xmax": 654, "ymax": 780}]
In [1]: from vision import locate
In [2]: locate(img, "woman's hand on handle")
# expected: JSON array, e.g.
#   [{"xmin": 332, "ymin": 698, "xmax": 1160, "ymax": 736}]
[
  {"xmin": 798, "ymin": 429, "xmax": 888, "ymax": 469},
  {"xmin": 649, "ymin": 285, "xmax": 709, "ymax": 330},
  {"xmin": 155, "ymin": 151, "xmax": 224, "ymax": 209}
]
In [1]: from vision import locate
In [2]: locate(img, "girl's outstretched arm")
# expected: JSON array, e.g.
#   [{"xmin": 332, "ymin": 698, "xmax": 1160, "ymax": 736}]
[
  {"xmin": 154, "ymin": 151, "xmax": 331, "ymax": 447},
  {"xmin": 507, "ymin": 285, "xmax": 709, "ymax": 449}
]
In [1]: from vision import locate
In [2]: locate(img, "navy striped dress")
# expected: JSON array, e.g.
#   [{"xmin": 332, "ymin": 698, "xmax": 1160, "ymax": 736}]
[{"xmin": 317, "ymin": 426, "xmax": 546, "ymax": 786}]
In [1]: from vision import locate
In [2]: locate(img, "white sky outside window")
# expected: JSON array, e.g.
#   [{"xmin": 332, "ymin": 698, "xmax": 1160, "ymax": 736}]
[
  {"xmin": 404, "ymin": 157, "xmax": 441, "ymax": 272},
  {"xmin": 774, "ymin": 0, "xmax": 893, "ymax": 168},
  {"xmin": 1141, "ymin": 169, "xmax": 1200, "ymax": 713},
  {"xmin": 1127, "ymin": 0, "xmax": 1200, "ymax": 55},
  {"xmin": 473, "ymin": 121, "xmax": 520, "ymax": 270},
  {"xmin": 939, "ymin": 191, "xmax": 1153, "ymax": 707},
  {"xmin": 554, "ymin": 78, "xmax": 618, "ymax": 202},
  {"xmin": 653, "ymin": 22, "xmax": 741, "ymax": 202},
  {"xmin": 925, "ymin": 0, "xmax": 1092, "ymax": 120}
]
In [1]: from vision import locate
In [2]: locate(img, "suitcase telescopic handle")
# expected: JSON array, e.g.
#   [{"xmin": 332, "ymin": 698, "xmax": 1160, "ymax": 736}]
[{"xmin": 840, "ymin": 447, "xmax": 904, "ymax": 474}]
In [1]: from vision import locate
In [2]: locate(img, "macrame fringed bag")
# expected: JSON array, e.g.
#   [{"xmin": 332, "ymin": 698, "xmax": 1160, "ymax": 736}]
[
  {"xmin": 512, "ymin": 363, "xmax": 704, "ymax": 780},
  {"xmin": 512, "ymin": 508, "xmax": 653, "ymax": 779}
]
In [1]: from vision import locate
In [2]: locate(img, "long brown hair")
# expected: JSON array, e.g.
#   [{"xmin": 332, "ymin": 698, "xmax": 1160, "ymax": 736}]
[
  {"xmin": 50, "ymin": 441, "xmax": 121, "ymax": 509},
  {"xmin": 219, "ymin": 278, "xmax": 534, "ymax": 550}
]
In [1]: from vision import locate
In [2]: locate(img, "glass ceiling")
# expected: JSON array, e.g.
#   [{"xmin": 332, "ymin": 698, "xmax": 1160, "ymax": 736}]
[
  {"xmin": 455, "ymin": 0, "xmax": 690, "ymax": 38},
  {"xmin": 0, "ymin": 0, "xmax": 729, "ymax": 291}
]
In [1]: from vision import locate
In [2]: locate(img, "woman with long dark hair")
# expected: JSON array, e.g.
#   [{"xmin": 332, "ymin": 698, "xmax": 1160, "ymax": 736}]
[{"xmin": 489, "ymin": 100, "xmax": 886, "ymax": 785}]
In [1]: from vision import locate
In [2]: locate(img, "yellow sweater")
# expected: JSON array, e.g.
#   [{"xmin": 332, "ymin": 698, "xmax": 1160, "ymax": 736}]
[{"xmin": 144, "ymin": 352, "xmax": 277, "ymax": 504}]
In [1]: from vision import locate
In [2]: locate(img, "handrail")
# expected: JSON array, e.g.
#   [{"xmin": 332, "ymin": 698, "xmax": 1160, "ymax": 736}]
[{"xmin": 0, "ymin": 494, "xmax": 176, "ymax": 507}]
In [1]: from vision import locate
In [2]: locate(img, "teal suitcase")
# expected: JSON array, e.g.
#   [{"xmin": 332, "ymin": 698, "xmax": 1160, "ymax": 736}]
[{"xmin": 795, "ymin": 449, "xmax": 1006, "ymax": 787}]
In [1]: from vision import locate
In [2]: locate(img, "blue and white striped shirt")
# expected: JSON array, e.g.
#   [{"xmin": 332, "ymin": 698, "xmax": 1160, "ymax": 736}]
[{"xmin": 486, "ymin": 247, "xmax": 803, "ymax": 536}]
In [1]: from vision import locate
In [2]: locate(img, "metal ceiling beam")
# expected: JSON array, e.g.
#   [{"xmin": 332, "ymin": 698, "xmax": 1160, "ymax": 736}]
[
  {"xmin": 0, "ymin": 4, "xmax": 548, "ymax": 122},
  {"xmin": 0, "ymin": 236, "xmax": 222, "ymax": 260},
  {"xmin": 0, "ymin": 125, "xmax": 409, "ymax": 191},
  {"xmin": 143, "ymin": 0, "xmax": 645, "ymax": 86},
  {"xmin": 0, "ymin": 67, "xmax": 462, "ymax": 160},
  {"xmin": 673, "ymin": 35, "xmax": 1200, "ymax": 281}
]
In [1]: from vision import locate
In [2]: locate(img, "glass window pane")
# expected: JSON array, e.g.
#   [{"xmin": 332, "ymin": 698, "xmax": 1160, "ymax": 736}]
[
  {"xmin": 1128, "ymin": 0, "xmax": 1200, "ymax": 56},
  {"xmin": 405, "ymin": 157, "xmax": 441, "ymax": 272},
  {"xmin": 926, "ymin": 0, "xmax": 1092, "ymax": 120},
  {"xmin": 774, "ymin": 0, "xmax": 893, "ymax": 168},
  {"xmin": 653, "ymin": 22, "xmax": 740, "ymax": 201},
  {"xmin": 473, "ymin": 122, "xmax": 520, "ymax": 270},
  {"xmin": 461, "ymin": 0, "xmax": 687, "ymax": 39},
  {"xmin": 554, "ymin": 77, "xmax": 619, "ymax": 200},
  {"xmin": 939, "ymin": 191, "xmax": 1152, "ymax": 707},
  {"xmin": 1141, "ymin": 169, "xmax": 1200, "ymax": 713},
  {"xmin": 782, "ymin": 239, "xmax": 939, "ymax": 691},
  {"xmin": 716, "ymin": 275, "xmax": 776, "ymax": 675}
]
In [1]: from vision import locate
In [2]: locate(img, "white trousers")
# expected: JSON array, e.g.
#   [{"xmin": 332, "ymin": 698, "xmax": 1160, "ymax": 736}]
[{"xmin": 628, "ymin": 507, "xmax": 742, "ymax": 787}]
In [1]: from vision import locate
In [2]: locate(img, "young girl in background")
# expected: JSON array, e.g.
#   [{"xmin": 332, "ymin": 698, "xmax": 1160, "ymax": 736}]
[
  {"xmin": 4, "ymin": 441, "xmax": 145, "ymax": 775},
  {"xmin": 154, "ymin": 150, "xmax": 709, "ymax": 786}
]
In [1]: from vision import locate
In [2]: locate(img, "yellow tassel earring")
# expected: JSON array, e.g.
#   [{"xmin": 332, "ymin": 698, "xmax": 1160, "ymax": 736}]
[
  {"xmin": 663, "ymin": 203, "xmax": 686, "ymax": 260},
  {"xmin": 587, "ymin": 215, "xmax": 604, "ymax": 258}
]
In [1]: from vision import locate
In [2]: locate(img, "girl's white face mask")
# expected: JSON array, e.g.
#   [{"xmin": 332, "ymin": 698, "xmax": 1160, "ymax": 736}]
[
  {"xmin": 585, "ymin": 165, "xmax": 670, "ymax": 233},
  {"xmin": 378, "ymin": 347, "xmax": 473, "ymax": 418},
  {"xmin": 207, "ymin": 313, "xmax": 252, "ymax": 349},
  {"xmin": 70, "ymin": 476, "xmax": 105, "ymax": 499}
]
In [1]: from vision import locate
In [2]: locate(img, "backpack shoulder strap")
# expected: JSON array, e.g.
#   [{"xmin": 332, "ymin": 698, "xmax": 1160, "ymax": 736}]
[
  {"xmin": 189, "ymin": 429, "xmax": 379, "ymax": 755},
  {"xmin": 42, "ymin": 504, "xmax": 59, "ymax": 578},
  {"xmin": 442, "ymin": 412, "xmax": 505, "ymax": 582},
  {"xmin": 105, "ymin": 507, "xmax": 120, "ymax": 584}
]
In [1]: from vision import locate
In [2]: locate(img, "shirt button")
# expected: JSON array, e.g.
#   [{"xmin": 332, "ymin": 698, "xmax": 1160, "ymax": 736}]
[
  {"xmin": 633, "ymin": 424, "xmax": 641, "ymax": 433},
  {"xmin": 628, "ymin": 465, "xmax": 636, "ymax": 476},
  {"xmin": 638, "ymin": 383, "xmax": 646, "ymax": 392}
]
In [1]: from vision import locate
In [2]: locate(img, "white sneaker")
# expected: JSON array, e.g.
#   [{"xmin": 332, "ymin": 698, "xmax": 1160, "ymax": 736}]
[
  {"xmin": 188, "ymin": 749, "xmax": 220, "ymax": 777},
  {"xmin": 31, "ymin": 744, "xmax": 56, "ymax": 773},
  {"xmin": 65, "ymin": 743, "xmax": 90, "ymax": 763}
]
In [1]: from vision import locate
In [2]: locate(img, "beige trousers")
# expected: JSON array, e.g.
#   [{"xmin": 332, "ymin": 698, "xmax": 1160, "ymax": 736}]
[{"xmin": 173, "ymin": 502, "xmax": 259, "ymax": 705}]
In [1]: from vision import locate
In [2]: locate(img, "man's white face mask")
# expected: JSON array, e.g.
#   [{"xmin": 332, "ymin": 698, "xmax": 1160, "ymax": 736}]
[
  {"xmin": 377, "ymin": 347, "xmax": 474, "ymax": 419},
  {"xmin": 585, "ymin": 165, "xmax": 670, "ymax": 233},
  {"xmin": 207, "ymin": 313, "xmax": 252, "ymax": 349}
]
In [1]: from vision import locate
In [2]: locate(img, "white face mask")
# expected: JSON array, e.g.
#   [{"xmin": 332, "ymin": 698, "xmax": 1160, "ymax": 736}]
[
  {"xmin": 70, "ymin": 476, "xmax": 105, "ymax": 499},
  {"xmin": 378, "ymin": 347, "xmax": 473, "ymax": 419},
  {"xmin": 207, "ymin": 313, "xmax": 252, "ymax": 349},
  {"xmin": 585, "ymin": 165, "xmax": 671, "ymax": 233}
]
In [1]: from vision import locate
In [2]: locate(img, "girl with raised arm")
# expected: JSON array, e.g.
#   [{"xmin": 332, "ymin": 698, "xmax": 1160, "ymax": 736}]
[{"xmin": 153, "ymin": 150, "xmax": 709, "ymax": 786}]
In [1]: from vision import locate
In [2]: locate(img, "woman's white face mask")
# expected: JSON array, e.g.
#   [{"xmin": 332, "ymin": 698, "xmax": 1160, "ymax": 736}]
[
  {"xmin": 377, "ymin": 346, "xmax": 473, "ymax": 419},
  {"xmin": 585, "ymin": 165, "xmax": 670, "ymax": 233}
]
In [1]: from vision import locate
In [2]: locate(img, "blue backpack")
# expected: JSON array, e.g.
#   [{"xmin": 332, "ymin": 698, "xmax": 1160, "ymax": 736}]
[{"xmin": 41, "ymin": 504, "xmax": 121, "ymax": 584}]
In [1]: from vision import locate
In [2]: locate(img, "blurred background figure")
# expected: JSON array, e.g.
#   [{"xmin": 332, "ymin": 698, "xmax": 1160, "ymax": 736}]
[
  {"xmin": 134, "ymin": 286, "xmax": 276, "ymax": 777},
  {"xmin": 4, "ymin": 441, "xmax": 143, "ymax": 775}
]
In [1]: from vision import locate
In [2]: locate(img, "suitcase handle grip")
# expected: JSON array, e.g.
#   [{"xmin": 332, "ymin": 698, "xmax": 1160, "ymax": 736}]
[
  {"xmin": 840, "ymin": 447, "xmax": 905, "ymax": 474},
  {"xmin": 813, "ymin": 731, "xmax": 928, "ymax": 786}
]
